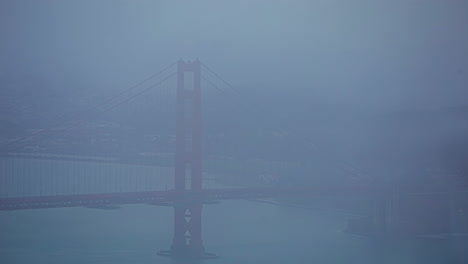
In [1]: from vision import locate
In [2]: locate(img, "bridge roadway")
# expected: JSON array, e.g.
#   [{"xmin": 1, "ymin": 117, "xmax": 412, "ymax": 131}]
[{"xmin": 0, "ymin": 185, "xmax": 385, "ymax": 211}]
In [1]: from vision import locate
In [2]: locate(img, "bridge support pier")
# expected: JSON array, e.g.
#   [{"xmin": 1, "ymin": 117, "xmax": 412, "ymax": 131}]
[
  {"xmin": 159, "ymin": 200, "xmax": 214, "ymax": 259},
  {"xmin": 170, "ymin": 202, "xmax": 204, "ymax": 257}
]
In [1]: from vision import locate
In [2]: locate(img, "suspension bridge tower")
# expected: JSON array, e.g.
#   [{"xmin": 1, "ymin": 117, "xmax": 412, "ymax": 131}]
[{"xmin": 158, "ymin": 59, "xmax": 215, "ymax": 259}]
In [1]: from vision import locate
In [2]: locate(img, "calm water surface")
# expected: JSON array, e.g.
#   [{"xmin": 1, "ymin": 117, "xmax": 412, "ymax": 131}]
[
  {"xmin": 1, "ymin": 200, "xmax": 467, "ymax": 264},
  {"xmin": 0, "ymin": 158, "xmax": 467, "ymax": 263}
]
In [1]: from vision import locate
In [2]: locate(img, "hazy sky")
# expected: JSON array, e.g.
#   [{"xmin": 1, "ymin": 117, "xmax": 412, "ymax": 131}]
[{"xmin": 1, "ymin": 0, "xmax": 467, "ymax": 111}]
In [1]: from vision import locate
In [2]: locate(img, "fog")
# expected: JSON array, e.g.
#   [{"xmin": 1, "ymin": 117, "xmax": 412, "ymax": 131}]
[{"xmin": 1, "ymin": 0, "xmax": 468, "ymax": 263}]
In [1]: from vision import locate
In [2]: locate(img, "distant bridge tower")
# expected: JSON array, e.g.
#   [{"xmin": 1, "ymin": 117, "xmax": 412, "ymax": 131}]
[
  {"xmin": 174, "ymin": 59, "xmax": 202, "ymax": 194},
  {"xmin": 159, "ymin": 59, "xmax": 212, "ymax": 258}
]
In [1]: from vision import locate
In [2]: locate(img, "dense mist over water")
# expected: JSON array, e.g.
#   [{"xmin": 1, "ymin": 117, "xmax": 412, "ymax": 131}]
[{"xmin": 1, "ymin": 1, "xmax": 468, "ymax": 263}]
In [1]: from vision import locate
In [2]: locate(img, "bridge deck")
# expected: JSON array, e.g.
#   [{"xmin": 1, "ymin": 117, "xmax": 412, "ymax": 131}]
[{"xmin": 0, "ymin": 186, "xmax": 385, "ymax": 211}]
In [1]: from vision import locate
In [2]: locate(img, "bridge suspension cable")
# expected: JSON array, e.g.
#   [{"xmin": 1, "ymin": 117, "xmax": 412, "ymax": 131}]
[
  {"xmin": 200, "ymin": 62, "xmax": 238, "ymax": 94},
  {"xmin": 95, "ymin": 72, "xmax": 176, "ymax": 114},
  {"xmin": 201, "ymin": 75, "xmax": 226, "ymax": 94},
  {"xmin": 200, "ymin": 61, "xmax": 367, "ymax": 183},
  {"xmin": 1, "ymin": 62, "xmax": 178, "ymax": 154},
  {"xmin": 95, "ymin": 61, "xmax": 177, "ymax": 109}
]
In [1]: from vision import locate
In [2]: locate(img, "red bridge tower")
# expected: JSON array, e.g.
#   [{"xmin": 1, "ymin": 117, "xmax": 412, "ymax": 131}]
[{"xmin": 159, "ymin": 59, "xmax": 214, "ymax": 258}]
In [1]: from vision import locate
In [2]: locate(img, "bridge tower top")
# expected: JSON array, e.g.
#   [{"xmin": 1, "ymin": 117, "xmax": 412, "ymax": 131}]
[{"xmin": 174, "ymin": 59, "xmax": 202, "ymax": 192}]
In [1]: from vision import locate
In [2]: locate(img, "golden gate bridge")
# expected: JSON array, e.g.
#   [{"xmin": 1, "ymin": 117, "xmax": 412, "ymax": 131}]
[{"xmin": 0, "ymin": 59, "xmax": 393, "ymax": 259}]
